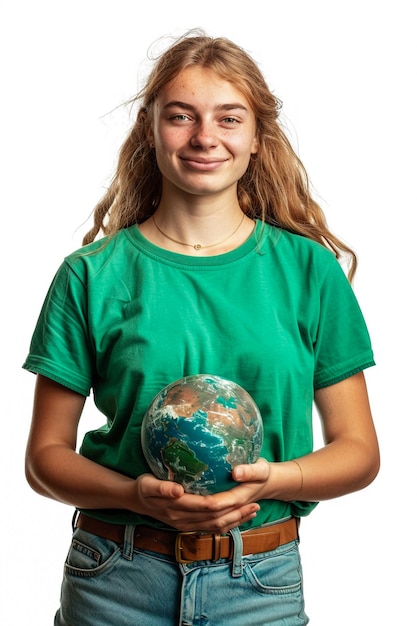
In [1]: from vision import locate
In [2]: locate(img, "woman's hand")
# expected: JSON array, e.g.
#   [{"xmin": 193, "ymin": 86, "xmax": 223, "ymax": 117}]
[{"xmin": 134, "ymin": 468, "xmax": 266, "ymax": 534}]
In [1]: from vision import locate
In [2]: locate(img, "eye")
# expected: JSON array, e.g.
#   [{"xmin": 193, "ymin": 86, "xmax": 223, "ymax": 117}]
[
  {"xmin": 222, "ymin": 116, "xmax": 239, "ymax": 124},
  {"xmin": 170, "ymin": 114, "xmax": 191, "ymax": 122}
]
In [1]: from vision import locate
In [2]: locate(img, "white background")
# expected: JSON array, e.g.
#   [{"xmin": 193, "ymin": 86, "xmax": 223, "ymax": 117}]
[{"xmin": 1, "ymin": 1, "xmax": 415, "ymax": 624}]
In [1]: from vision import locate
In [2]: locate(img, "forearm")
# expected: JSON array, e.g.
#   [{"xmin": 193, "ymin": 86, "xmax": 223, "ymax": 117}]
[
  {"xmin": 25, "ymin": 444, "xmax": 260, "ymax": 533},
  {"xmin": 262, "ymin": 371, "xmax": 380, "ymax": 503},
  {"xmin": 262, "ymin": 437, "xmax": 380, "ymax": 503},
  {"xmin": 25, "ymin": 444, "xmax": 139, "ymax": 512}
]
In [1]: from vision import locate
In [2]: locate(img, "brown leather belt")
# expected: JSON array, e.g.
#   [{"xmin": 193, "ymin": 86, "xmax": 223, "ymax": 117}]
[{"xmin": 76, "ymin": 513, "xmax": 298, "ymax": 564}]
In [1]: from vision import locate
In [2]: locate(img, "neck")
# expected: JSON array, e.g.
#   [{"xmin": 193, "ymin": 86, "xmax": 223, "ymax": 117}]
[
  {"xmin": 152, "ymin": 211, "xmax": 246, "ymax": 251},
  {"xmin": 139, "ymin": 204, "xmax": 255, "ymax": 256},
  {"xmin": 156, "ymin": 180, "xmax": 241, "ymax": 221}
]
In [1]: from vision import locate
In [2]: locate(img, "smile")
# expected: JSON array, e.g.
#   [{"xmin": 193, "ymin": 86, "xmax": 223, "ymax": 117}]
[{"xmin": 180, "ymin": 157, "xmax": 227, "ymax": 171}]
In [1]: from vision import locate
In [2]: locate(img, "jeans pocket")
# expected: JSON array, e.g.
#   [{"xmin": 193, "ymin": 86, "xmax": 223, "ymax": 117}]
[
  {"xmin": 64, "ymin": 528, "xmax": 122, "ymax": 578},
  {"xmin": 245, "ymin": 541, "xmax": 303, "ymax": 595}
]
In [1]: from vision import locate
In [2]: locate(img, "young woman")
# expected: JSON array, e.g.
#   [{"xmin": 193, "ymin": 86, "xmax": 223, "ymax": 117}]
[{"xmin": 23, "ymin": 31, "xmax": 380, "ymax": 625}]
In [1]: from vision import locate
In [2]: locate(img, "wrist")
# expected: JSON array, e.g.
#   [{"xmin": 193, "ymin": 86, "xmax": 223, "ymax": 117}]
[
  {"xmin": 290, "ymin": 460, "xmax": 304, "ymax": 499},
  {"xmin": 266, "ymin": 459, "xmax": 305, "ymax": 501}
]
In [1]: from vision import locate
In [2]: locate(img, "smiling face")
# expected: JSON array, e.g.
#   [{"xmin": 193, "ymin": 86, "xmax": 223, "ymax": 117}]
[{"xmin": 148, "ymin": 66, "xmax": 258, "ymax": 202}]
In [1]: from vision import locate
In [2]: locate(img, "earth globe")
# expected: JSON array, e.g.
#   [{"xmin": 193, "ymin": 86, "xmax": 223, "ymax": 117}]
[{"xmin": 141, "ymin": 374, "xmax": 263, "ymax": 495}]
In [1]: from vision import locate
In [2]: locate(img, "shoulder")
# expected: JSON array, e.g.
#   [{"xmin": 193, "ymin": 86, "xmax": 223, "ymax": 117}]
[
  {"xmin": 262, "ymin": 223, "xmax": 345, "ymax": 280},
  {"xmin": 63, "ymin": 229, "xmax": 133, "ymax": 281},
  {"xmin": 278, "ymin": 227, "xmax": 335, "ymax": 259}
]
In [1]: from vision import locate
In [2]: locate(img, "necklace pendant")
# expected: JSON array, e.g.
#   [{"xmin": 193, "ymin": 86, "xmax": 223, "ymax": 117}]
[{"xmin": 194, "ymin": 243, "xmax": 202, "ymax": 250}]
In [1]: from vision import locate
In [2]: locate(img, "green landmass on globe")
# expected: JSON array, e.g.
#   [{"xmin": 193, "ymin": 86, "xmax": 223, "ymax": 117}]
[{"xmin": 162, "ymin": 438, "xmax": 209, "ymax": 484}]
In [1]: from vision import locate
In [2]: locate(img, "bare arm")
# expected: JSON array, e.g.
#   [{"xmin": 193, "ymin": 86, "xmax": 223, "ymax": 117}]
[
  {"xmin": 25, "ymin": 375, "xmax": 259, "ymax": 532},
  {"xmin": 25, "ymin": 375, "xmax": 141, "ymax": 510},
  {"xmin": 233, "ymin": 371, "xmax": 380, "ymax": 501}
]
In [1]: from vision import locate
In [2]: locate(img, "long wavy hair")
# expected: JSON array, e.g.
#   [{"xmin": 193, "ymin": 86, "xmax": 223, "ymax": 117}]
[{"xmin": 83, "ymin": 30, "xmax": 357, "ymax": 280}]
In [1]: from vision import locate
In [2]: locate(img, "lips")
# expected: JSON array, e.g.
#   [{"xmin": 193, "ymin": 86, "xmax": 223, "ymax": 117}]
[{"xmin": 180, "ymin": 157, "xmax": 228, "ymax": 171}]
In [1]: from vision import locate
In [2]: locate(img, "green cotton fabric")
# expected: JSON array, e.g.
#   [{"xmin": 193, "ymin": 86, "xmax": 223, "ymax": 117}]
[{"xmin": 23, "ymin": 221, "xmax": 375, "ymax": 527}]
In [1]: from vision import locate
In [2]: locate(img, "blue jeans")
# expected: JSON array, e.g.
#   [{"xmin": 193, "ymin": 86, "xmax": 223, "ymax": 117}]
[{"xmin": 54, "ymin": 521, "xmax": 309, "ymax": 625}]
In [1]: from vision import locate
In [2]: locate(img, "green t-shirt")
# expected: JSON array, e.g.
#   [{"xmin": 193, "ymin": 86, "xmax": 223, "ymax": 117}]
[{"xmin": 23, "ymin": 221, "xmax": 375, "ymax": 527}]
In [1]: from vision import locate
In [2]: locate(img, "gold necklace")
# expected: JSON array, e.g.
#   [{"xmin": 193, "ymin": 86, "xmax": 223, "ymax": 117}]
[{"xmin": 152, "ymin": 213, "xmax": 245, "ymax": 250}]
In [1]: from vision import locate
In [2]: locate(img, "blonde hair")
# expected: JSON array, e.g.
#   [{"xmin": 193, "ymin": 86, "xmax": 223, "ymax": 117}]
[{"xmin": 83, "ymin": 30, "xmax": 357, "ymax": 280}]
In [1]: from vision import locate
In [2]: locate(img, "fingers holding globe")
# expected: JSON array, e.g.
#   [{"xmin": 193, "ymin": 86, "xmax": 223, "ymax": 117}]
[{"xmin": 141, "ymin": 375, "xmax": 263, "ymax": 495}]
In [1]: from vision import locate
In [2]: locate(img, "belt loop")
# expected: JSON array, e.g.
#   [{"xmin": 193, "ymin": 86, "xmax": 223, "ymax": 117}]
[
  {"xmin": 229, "ymin": 527, "xmax": 243, "ymax": 578},
  {"xmin": 71, "ymin": 510, "xmax": 79, "ymax": 533},
  {"xmin": 122, "ymin": 525, "xmax": 136, "ymax": 561},
  {"xmin": 212, "ymin": 533, "xmax": 222, "ymax": 561}
]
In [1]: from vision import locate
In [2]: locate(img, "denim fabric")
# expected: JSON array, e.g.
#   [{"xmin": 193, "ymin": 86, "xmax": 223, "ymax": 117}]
[{"xmin": 54, "ymin": 524, "xmax": 309, "ymax": 625}]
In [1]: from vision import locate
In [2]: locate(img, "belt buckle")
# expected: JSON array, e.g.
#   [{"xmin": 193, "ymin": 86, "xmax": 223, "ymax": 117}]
[{"xmin": 175, "ymin": 531, "xmax": 197, "ymax": 564}]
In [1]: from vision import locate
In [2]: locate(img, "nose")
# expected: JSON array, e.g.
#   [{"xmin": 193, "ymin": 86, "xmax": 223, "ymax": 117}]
[{"xmin": 190, "ymin": 120, "xmax": 219, "ymax": 149}]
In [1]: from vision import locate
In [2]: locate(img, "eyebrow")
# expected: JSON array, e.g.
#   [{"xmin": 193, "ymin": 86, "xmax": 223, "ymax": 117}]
[{"xmin": 163, "ymin": 100, "xmax": 249, "ymax": 113}]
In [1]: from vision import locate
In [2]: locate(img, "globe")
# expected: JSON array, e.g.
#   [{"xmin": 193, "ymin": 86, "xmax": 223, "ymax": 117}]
[{"xmin": 141, "ymin": 374, "xmax": 263, "ymax": 495}]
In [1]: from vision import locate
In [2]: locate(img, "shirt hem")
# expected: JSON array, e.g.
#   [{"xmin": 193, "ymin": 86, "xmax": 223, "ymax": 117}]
[
  {"xmin": 314, "ymin": 360, "xmax": 375, "ymax": 390},
  {"xmin": 22, "ymin": 363, "xmax": 91, "ymax": 397}
]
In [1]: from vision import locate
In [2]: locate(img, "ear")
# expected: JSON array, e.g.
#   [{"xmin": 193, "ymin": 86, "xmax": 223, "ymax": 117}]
[
  {"xmin": 146, "ymin": 126, "xmax": 155, "ymax": 149},
  {"xmin": 140, "ymin": 106, "xmax": 155, "ymax": 148},
  {"xmin": 251, "ymin": 136, "xmax": 259, "ymax": 154}
]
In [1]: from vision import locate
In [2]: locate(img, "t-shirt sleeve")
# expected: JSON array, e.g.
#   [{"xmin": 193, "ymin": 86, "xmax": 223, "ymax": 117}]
[
  {"xmin": 22, "ymin": 260, "xmax": 93, "ymax": 396},
  {"xmin": 313, "ymin": 257, "xmax": 375, "ymax": 389}
]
